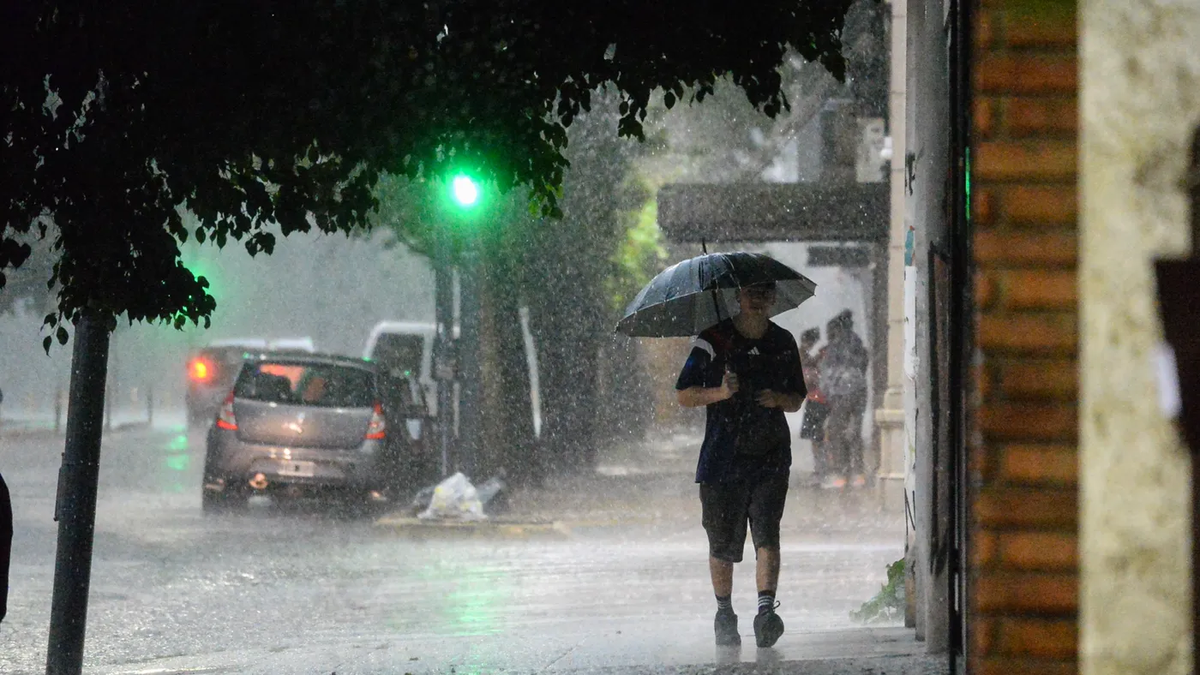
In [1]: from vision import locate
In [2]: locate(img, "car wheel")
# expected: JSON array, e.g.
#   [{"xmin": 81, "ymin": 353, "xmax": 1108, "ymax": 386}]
[{"xmin": 201, "ymin": 453, "xmax": 245, "ymax": 514}]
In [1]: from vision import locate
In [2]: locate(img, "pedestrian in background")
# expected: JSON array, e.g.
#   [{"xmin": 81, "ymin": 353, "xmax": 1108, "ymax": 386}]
[
  {"xmin": 818, "ymin": 310, "xmax": 870, "ymax": 489},
  {"xmin": 797, "ymin": 328, "xmax": 832, "ymax": 484},
  {"xmin": 676, "ymin": 282, "xmax": 807, "ymax": 649}
]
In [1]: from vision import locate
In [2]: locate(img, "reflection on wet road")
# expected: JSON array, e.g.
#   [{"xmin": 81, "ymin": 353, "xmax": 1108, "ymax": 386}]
[{"xmin": 0, "ymin": 426, "xmax": 921, "ymax": 675}]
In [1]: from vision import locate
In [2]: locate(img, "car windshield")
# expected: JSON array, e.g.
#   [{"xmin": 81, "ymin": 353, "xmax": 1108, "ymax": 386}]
[{"xmin": 233, "ymin": 361, "xmax": 376, "ymax": 408}]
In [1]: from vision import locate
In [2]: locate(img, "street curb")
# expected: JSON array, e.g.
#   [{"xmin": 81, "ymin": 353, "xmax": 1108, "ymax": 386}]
[
  {"xmin": 372, "ymin": 514, "xmax": 572, "ymax": 539},
  {"xmin": 0, "ymin": 427, "xmax": 61, "ymax": 441},
  {"xmin": 0, "ymin": 421, "xmax": 154, "ymax": 441}
]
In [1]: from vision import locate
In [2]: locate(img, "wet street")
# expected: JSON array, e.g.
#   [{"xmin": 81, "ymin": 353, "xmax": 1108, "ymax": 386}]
[{"xmin": 0, "ymin": 424, "xmax": 943, "ymax": 674}]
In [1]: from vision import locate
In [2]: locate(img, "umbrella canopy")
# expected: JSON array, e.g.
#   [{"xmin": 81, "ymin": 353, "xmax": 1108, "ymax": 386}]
[{"xmin": 615, "ymin": 251, "xmax": 817, "ymax": 337}]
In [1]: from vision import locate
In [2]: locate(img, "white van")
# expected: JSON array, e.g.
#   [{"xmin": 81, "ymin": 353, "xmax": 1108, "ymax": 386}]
[
  {"xmin": 363, "ymin": 321, "xmax": 456, "ymax": 417},
  {"xmin": 362, "ymin": 321, "xmax": 436, "ymax": 385}
]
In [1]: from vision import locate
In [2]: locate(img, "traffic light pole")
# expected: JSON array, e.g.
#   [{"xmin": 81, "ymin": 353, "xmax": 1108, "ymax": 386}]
[
  {"xmin": 457, "ymin": 244, "xmax": 481, "ymax": 479},
  {"xmin": 46, "ymin": 311, "xmax": 110, "ymax": 675},
  {"xmin": 436, "ymin": 172, "xmax": 484, "ymax": 478},
  {"xmin": 432, "ymin": 228, "xmax": 454, "ymax": 478}
]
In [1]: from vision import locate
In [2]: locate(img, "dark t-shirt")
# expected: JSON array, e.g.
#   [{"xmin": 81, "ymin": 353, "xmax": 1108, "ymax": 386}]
[{"xmin": 675, "ymin": 320, "xmax": 807, "ymax": 484}]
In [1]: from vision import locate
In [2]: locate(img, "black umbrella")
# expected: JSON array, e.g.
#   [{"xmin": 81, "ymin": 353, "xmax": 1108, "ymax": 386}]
[{"xmin": 615, "ymin": 251, "xmax": 817, "ymax": 337}]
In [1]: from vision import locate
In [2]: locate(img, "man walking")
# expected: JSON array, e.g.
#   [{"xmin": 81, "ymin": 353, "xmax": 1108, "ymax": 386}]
[
  {"xmin": 676, "ymin": 282, "xmax": 807, "ymax": 648},
  {"xmin": 819, "ymin": 310, "xmax": 870, "ymax": 488}
]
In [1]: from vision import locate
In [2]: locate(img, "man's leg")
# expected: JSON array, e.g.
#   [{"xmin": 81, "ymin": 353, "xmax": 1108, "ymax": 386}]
[
  {"xmin": 710, "ymin": 556, "xmax": 734, "ymax": 597},
  {"xmin": 811, "ymin": 438, "xmax": 827, "ymax": 480},
  {"xmin": 823, "ymin": 404, "xmax": 849, "ymax": 487},
  {"xmin": 755, "ymin": 546, "xmax": 780, "ymax": 596},
  {"xmin": 849, "ymin": 411, "xmax": 866, "ymax": 475},
  {"xmin": 848, "ymin": 392, "xmax": 868, "ymax": 482},
  {"xmin": 700, "ymin": 482, "xmax": 748, "ymax": 646},
  {"xmin": 748, "ymin": 474, "xmax": 788, "ymax": 647}
]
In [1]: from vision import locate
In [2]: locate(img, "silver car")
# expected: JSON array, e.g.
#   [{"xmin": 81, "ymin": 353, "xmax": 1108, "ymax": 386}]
[{"xmin": 201, "ymin": 353, "xmax": 430, "ymax": 513}]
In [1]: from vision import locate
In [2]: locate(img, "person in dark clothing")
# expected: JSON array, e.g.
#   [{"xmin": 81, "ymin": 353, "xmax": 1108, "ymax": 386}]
[
  {"xmin": 675, "ymin": 282, "xmax": 807, "ymax": 649},
  {"xmin": 797, "ymin": 328, "xmax": 832, "ymax": 482},
  {"xmin": 1, "ymin": 469, "xmax": 11, "ymax": 624},
  {"xmin": 818, "ymin": 310, "xmax": 870, "ymax": 488}
]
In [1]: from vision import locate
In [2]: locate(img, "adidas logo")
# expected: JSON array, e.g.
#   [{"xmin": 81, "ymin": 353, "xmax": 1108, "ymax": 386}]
[{"xmin": 748, "ymin": 347, "xmax": 760, "ymax": 355}]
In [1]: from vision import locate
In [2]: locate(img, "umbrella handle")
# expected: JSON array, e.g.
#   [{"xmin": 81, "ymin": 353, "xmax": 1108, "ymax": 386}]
[{"xmin": 704, "ymin": 242, "xmax": 722, "ymax": 327}]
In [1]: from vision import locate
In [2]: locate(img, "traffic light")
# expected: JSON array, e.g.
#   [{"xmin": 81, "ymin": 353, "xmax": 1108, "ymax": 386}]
[
  {"xmin": 440, "ymin": 171, "xmax": 487, "ymax": 231},
  {"xmin": 451, "ymin": 175, "xmax": 479, "ymax": 208},
  {"xmin": 451, "ymin": 172, "xmax": 477, "ymax": 205}
]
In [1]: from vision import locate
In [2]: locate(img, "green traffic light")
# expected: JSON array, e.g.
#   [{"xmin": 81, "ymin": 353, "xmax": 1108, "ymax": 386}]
[{"xmin": 451, "ymin": 175, "xmax": 479, "ymax": 207}]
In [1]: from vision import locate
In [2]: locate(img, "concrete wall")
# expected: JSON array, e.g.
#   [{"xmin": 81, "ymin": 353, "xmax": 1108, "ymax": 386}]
[
  {"xmin": 1079, "ymin": 1, "xmax": 1200, "ymax": 673},
  {"xmin": 907, "ymin": 0, "xmax": 952, "ymax": 650}
]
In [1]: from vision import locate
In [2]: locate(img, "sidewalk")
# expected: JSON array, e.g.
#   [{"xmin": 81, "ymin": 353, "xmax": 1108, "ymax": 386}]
[
  {"xmin": 89, "ymin": 626, "xmax": 950, "ymax": 675},
  {"xmin": 375, "ymin": 429, "xmax": 907, "ymax": 557},
  {"xmin": 377, "ymin": 430, "xmax": 906, "ymax": 536},
  {"xmin": 488, "ymin": 431, "xmax": 903, "ymax": 534},
  {"xmin": 503, "ymin": 431, "xmax": 700, "ymax": 527},
  {"xmin": 375, "ymin": 431, "xmax": 704, "ymax": 534},
  {"xmin": 0, "ymin": 415, "xmax": 162, "ymax": 439}
]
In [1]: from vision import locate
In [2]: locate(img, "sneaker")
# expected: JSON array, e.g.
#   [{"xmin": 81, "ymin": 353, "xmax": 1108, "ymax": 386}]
[
  {"xmin": 820, "ymin": 475, "xmax": 847, "ymax": 490},
  {"xmin": 753, "ymin": 606, "xmax": 785, "ymax": 648},
  {"xmin": 851, "ymin": 474, "xmax": 868, "ymax": 488},
  {"xmin": 714, "ymin": 609, "xmax": 741, "ymax": 646}
]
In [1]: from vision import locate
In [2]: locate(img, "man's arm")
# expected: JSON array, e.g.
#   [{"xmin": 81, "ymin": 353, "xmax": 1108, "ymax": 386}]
[
  {"xmin": 755, "ymin": 389, "xmax": 805, "ymax": 413},
  {"xmin": 677, "ymin": 370, "xmax": 738, "ymax": 408},
  {"xmin": 755, "ymin": 338, "xmax": 807, "ymax": 412}
]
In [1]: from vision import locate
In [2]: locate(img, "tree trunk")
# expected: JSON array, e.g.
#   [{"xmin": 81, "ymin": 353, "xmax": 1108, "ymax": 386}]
[
  {"xmin": 526, "ymin": 232, "xmax": 606, "ymax": 474},
  {"xmin": 476, "ymin": 239, "xmax": 538, "ymax": 485},
  {"xmin": 46, "ymin": 311, "xmax": 111, "ymax": 675}
]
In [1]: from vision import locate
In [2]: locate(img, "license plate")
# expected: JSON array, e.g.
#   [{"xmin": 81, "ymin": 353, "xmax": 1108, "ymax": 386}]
[{"xmin": 276, "ymin": 460, "xmax": 316, "ymax": 478}]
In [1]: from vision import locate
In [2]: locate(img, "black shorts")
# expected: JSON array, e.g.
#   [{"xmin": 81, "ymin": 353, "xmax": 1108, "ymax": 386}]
[{"xmin": 699, "ymin": 473, "xmax": 789, "ymax": 563}]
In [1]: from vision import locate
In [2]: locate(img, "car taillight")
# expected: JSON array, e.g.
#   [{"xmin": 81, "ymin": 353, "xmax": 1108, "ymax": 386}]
[
  {"xmin": 365, "ymin": 402, "xmax": 386, "ymax": 440},
  {"xmin": 189, "ymin": 358, "xmax": 214, "ymax": 382},
  {"xmin": 215, "ymin": 392, "xmax": 238, "ymax": 430}
]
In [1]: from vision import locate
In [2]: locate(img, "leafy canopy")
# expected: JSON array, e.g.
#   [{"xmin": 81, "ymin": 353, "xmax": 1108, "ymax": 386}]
[{"xmin": 1, "ymin": 1, "xmax": 853, "ymax": 347}]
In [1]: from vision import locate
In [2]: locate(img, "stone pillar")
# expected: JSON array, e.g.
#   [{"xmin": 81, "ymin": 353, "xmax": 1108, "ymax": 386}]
[
  {"xmin": 876, "ymin": 0, "xmax": 909, "ymax": 503},
  {"xmin": 1080, "ymin": 1, "xmax": 1200, "ymax": 673}
]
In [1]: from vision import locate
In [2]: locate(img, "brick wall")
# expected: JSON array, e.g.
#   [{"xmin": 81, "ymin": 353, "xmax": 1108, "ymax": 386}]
[{"xmin": 970, "ymin": 1, "xmax": 1079, "ymax": 673}]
